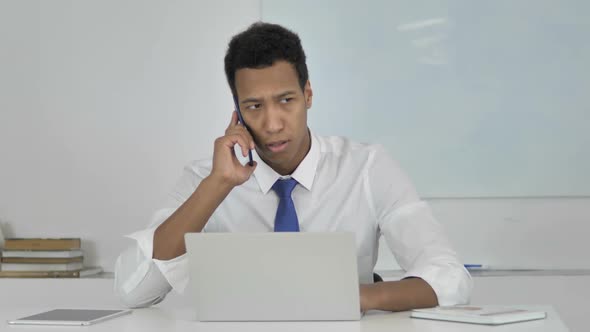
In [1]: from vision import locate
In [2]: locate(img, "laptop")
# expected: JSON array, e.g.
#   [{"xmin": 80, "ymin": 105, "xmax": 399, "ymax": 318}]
[{"xmin": 184, "ymin": 232, "xmax": 361, "ymax": 321}]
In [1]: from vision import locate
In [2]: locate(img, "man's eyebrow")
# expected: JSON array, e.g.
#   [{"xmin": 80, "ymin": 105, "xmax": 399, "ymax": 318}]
[
  {"xmin": 275, "ymin": 91, "xmax": 297, "ymax": 98},
  {"xmin": 240, "ymin": 97, "xmax": 262, "ymax": 104},
  {"xmin": 240, "ymin": 91, "xmax": 297, "ymax": 104}
]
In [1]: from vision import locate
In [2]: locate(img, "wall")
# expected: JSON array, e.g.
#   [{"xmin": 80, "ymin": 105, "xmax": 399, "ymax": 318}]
[
  {"xmin": 376, "ymin": 197, "xmax": 590, "ymax": 271},
  {"xmin": 262, "ymin": 0, "xmax": 590, "ymax": 198},
  {"xmin": 1, "ymin": 1, "xmax": 589, "ymax": 274},
  {"xmin": 0, "ymin": 0, "xmax": 260, "ymax": 268}
]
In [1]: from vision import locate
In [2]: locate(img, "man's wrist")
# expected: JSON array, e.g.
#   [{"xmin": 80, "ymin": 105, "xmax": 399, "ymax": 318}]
[
  {"xmin": 362, "ymin": 283, "xmax": 384, "ymax": 311},
  {"xmin": 204, "ymin": 174, "xmax": 235, "ymax": 193}
]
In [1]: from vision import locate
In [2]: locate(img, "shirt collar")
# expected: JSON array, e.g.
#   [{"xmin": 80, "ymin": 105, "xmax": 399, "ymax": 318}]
[{"xmin": 252, "ymin": 129, "xmax": 320, "ymax": 194}]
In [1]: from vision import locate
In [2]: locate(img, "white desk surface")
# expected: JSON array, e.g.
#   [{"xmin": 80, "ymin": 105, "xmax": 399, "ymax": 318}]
[
  {"xmin": 1, "ymin": 305, "xmax": 567, "ymax": 332},
  {"xmin": 1, "ymin": 273, "xmax": 580, "ymax": 331}
]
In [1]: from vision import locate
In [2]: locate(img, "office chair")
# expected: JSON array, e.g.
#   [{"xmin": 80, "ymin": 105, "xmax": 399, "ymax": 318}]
[{"xmin": 373, "ymin": 272, "xmax": 383, "ymax": 283}]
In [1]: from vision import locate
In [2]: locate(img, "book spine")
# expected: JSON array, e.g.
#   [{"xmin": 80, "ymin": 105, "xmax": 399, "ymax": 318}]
[
  {"xmin": 0, "ymin": 270, "xmax": 81, "ymax": 278},
  {"xmin": 1, "ymin": 257, "xmax": 83, "ymax": 264},
  {"xmin": 1, "ymin": 250, "xmax": 83, "ymax": 258},
  {"xmin": 1, "ymin": 262, "xmax": 84, "ymax": 271},
  {"xmin": 3, "ymin": 238, "xmax": 81, "ymax": 251}
]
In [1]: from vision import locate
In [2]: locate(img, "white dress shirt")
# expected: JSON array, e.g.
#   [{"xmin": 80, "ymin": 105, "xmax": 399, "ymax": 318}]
[{"xmin": 114, "ymin": 131, "xmax": 473, "ymax": 308}]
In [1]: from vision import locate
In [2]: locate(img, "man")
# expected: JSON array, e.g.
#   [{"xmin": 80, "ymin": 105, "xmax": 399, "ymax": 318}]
[{"xmin": 114, "ymin": 22, "xmax": 472, "ymax": 311}]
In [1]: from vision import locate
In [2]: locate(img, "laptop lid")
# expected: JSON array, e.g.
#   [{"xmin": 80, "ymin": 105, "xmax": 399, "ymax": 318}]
[{"xmin": 184, "ymin": 232, "xmax": 361, "ymax": 321}]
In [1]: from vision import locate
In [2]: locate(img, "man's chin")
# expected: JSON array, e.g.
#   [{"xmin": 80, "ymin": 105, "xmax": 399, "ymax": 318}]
[{"xmin": 259, "ymin": 152, "xmax": 290, "ymax": 167}]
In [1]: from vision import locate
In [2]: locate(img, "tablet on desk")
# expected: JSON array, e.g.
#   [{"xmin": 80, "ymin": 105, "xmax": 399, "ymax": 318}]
[
  {"xmin": 7, "ymin": 309, "xmax": 132, "ymax": 326},
  {"xmin": 411, "ymin": 306, "xmax": 547, "ymax": 325}
]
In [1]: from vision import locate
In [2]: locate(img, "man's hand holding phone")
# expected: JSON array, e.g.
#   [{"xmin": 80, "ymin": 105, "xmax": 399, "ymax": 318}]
[
  {"xmin": 209, "ymin": 111, "xmax": 257, "ymax": 189},
  {"xmin": 153, "ymin": 111, "xmax": 256, "ymax": 260}
]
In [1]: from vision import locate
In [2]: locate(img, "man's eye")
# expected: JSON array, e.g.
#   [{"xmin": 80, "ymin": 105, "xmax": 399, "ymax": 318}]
[
  {"xmin": 280, "ymin": 98, "xmax": 293, "ymax": 104},
  {"xmin": 246, "ymin": 104, "xmax": 261, "ymax": 110}
]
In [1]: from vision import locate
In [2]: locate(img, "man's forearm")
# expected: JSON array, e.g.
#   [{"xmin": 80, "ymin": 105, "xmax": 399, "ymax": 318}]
[
  {"xmin": 153, "ymin": 175, "xmax": 233, "ymax": 260},
  {"xmin": 361, "ymin": 277, "xmax": 438, "ymax": 312}
]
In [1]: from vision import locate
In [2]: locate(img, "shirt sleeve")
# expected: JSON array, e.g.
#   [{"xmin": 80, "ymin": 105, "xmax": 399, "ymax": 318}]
[
  {"xmin": 113, "ymin": 163, "xmax": 203, "ymax": 308},
  {"xmin": 366, "ymin": 145, "xmax": 473, "ymax": 306}
]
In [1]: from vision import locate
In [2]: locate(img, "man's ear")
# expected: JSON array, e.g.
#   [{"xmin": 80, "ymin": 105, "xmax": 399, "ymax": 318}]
[{"xmin": 304, "ymin": 80, "xmax": 313, "ymax": 109}]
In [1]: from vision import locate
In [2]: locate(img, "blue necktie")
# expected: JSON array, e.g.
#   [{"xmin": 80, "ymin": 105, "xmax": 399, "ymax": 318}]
[{"xmin": 272, "ymin": 178, "xmax": 300, "ymax": 232}]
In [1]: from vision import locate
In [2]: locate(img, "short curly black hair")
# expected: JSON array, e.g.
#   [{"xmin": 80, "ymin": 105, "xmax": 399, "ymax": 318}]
[{"xmin": 224, "ymin": 22, "xmax": 308, "ymax": 97}]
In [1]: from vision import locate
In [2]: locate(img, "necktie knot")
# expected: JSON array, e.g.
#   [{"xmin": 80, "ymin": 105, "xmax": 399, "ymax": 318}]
[{"xmin": 272, "ymin": 178, "xmax": 298, "ymax": 198}]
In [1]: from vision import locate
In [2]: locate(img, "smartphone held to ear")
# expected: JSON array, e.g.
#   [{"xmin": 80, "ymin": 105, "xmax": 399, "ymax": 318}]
[{"xmin": 232, "ymin": 95, "xmax": 254, "ymax": 166}]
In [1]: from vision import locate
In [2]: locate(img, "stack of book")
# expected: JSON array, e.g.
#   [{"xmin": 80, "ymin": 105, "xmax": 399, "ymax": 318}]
[{"xmin": 0, "ymin": 238, "xmax": 102, "ymax": 278}]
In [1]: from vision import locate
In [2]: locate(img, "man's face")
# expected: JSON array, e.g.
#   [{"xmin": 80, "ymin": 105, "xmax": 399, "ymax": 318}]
[{"xmin": 234, "ymin": 60, "xmax": 313, "ymax": 175}]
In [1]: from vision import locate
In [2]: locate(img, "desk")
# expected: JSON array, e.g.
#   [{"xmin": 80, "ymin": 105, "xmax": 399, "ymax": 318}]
[
  {"xmin": 0, "ymin": 273, "xmax": 578, "ymax": 332},
  {"xmin": 1, "ymin": 306, "xmax": 567, "ymax": 332}
]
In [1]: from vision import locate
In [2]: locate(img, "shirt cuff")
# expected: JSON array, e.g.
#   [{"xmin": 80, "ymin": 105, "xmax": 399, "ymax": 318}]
[
  {"xmin": 125, "ymin": 224, "xmax": 189, "ymax": 295},
  {"xmin": 403, "ymin": 262, "xmax": 473, "ymax": 306},
  {"xmin": 152, "ymin": 254, "xmax": 189, "ymax": 295}
]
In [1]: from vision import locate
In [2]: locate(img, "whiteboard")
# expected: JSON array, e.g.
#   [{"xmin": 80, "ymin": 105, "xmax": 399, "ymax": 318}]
[{"xmin": 262, "ymin": 0, "xmax": 590, "ymax": 198}]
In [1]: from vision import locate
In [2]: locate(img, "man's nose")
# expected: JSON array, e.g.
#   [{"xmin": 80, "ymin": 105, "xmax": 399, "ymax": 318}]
[{"xmin": 262, "ymin": 104, "xmax": 284, "ymax": 134}]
